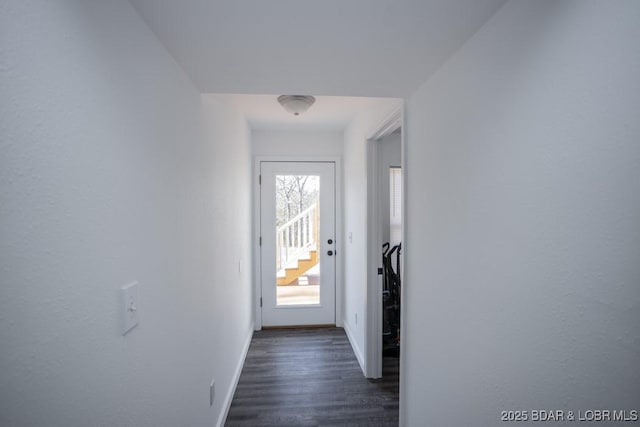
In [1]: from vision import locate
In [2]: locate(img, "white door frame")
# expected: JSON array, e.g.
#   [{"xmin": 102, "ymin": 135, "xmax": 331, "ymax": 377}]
[
  {"xmin": 253, "ymin": 156, "xmax": 343, "ymax": 330},
  {"xmin": 364, "ymin": 106, "xmax": 404, "ymax": 378}
]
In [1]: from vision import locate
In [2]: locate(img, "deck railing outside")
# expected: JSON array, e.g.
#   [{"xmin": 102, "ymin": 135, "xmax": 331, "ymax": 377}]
[{"xmin": 276, "ymin": 203, "xmax": 318, "ymax": 272}]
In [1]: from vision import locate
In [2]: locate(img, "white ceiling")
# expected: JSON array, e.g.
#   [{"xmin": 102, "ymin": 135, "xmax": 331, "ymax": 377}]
[
  {"xmin": 219, "ymin": 94, "xmax": 399, "ymax": 131},
  {"xmin": 130, "ymin": 0, "xmax": 507, "ymax": 98}
]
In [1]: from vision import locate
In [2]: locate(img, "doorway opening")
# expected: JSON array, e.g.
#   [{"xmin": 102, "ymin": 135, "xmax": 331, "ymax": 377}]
[
  {"xmin": 366, "ymin": 107, "xmax": 403, "ymax": 379},
  {"xmin": 383, "ymin": 165, "xmax": 402, "ymax": 358}
]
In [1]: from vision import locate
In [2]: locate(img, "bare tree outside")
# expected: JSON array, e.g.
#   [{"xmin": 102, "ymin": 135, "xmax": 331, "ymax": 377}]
[{"xmin": 275, "ymin": 175, "xmax": 319, "ymax": 226}]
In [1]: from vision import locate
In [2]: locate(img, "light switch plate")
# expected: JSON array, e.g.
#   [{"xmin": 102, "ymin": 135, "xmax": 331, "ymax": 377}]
[{"xmin": 121, "ymin": 281, "xmax": 139, "ymax": 335}]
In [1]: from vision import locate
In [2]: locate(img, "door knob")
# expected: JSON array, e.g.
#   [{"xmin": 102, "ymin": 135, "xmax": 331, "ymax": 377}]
[{"xmin": 327, "ymin": 250, "xmax": 334, "ymax": 256}]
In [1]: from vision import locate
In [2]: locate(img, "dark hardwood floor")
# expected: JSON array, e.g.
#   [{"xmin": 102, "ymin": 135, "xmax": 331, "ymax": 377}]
[{"xmin": 225, "ymin": 328, "xmax": 399, "ymax": 426}]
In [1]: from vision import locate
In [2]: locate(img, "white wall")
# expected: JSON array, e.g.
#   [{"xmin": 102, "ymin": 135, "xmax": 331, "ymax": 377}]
[
  {"xmin": 403, "ymin": 1, "xmax": 640, "ymax": 425},
  {"xmin": 342, "ymin": 99, "xmax": 402, "ymax": 371},
  {"xmin": 201, "ymin": 95, "xmax": 254, "ymax": 426},
  {"xmin": 378, "ymin": 132, "xmax": 402, "ymax": 247},
  {"xmin": 252, "ymin": 130, "xmax": 343, "ymax": 157},
  {"xmin": 0, "ymin": 2, "xmax": 252, "ymax": 426}
]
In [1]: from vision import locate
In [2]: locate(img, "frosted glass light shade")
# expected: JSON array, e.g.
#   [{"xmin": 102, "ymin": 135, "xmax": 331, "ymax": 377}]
[{"xmin": 277, "ymin": 95, "xmax": 316, "ymax": 116}]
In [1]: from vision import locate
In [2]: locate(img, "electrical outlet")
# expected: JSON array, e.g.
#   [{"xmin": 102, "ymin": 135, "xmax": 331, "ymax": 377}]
[{"xmin": 209, "ymin": 379, "xmax": 215, "ymax": 407}]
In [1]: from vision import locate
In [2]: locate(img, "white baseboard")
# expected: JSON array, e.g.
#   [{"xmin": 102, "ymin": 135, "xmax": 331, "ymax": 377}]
[
  {"xmin": 343, "ymin": 320, "xmax": 366, "ymax": 375},
  {"xmin": 217, "ymin": 323, "xmax": 254, "ymax": 427}
]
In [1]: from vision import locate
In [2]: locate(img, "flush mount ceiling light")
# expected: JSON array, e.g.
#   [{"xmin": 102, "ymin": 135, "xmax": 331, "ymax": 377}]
[{"xmin": 277, "ymin": 95, "xmax": 316, "ymax": 116}]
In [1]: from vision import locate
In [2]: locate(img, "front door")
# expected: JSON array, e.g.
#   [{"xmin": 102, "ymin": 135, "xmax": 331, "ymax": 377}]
[{"xmin": 260, "ymin": 161, "xmax": 336, "ymax": 326}]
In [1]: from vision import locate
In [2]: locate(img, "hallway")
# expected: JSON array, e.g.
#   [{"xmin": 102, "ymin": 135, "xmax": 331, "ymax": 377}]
[
  {"xmin": 226, "ymin": 328, "xmax": 399, "ymax": 426},
  {"xmin": 3, "ymin": 2, "xmax": 640, "ymax": 426}
]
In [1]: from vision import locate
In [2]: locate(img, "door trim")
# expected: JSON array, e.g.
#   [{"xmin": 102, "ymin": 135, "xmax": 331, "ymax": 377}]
[{"xmin": 253, "ymin": 156, "xmax": 342, "ymax": 330}]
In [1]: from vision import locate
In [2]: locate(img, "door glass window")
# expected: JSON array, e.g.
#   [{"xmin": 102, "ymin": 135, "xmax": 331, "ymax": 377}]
[{"xmin": 275, "ymin": 175, "xmax": 320, "ymax": 306}]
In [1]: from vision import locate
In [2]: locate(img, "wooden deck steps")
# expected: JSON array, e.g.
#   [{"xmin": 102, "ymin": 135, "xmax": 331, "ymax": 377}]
[{"xmin": 277, "ymin": 250, "xmax": 318, "ymax": 285}]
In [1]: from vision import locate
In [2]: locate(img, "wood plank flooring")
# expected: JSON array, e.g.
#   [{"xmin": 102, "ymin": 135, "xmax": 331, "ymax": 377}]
[{"xmin": 225, "ymin": 328, "xmax": 399, "ymax": 426}]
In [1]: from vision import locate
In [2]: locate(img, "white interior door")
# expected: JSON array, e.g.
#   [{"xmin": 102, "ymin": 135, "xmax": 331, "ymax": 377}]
[{"xmin": 260, "ymin": 161, "xmax": 336, "ymax": 326}]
